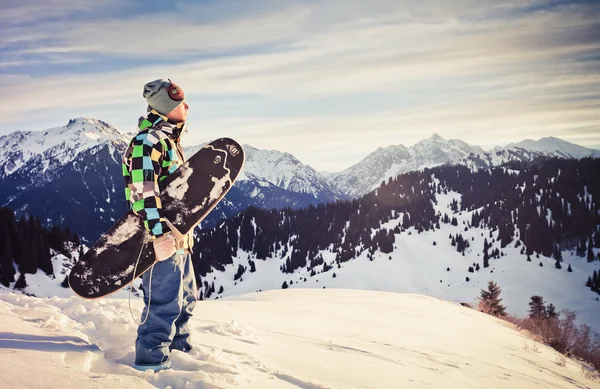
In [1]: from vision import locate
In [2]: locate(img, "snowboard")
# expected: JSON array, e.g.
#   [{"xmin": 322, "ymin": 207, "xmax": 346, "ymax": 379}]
[{"xmin": 69, "ymin": 138, "xmax": 244, "ymax": 299}]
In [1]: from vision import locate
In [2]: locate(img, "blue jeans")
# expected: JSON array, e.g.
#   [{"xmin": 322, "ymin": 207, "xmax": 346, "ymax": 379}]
[{"xmin": 135, "ymin": 252, "xmax": 197, "ymax": 366}]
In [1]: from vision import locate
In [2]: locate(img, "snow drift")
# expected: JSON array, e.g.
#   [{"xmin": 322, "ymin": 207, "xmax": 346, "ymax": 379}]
[{"xmin": 0, "ymin": 288, "xmax": 597, "ymax": 389}]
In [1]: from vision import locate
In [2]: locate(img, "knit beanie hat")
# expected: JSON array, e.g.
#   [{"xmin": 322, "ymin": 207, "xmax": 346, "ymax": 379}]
[{"xmin": 143, "ymin": 79, "xmax": 185, "ymax": 116}]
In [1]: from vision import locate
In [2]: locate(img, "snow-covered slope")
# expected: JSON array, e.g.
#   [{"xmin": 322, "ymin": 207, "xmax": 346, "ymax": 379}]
[
  {"xmin": 1, "ymin": 288, "xmax": 597, "ymax": 388},
  {"xmin": 329, "ymin": 134, "xmax": 484, "ymax": 198},
  {"xmin": 200, "ymin": 187, "xmax": 600, "ymax": 333},
  {"xmin": 0, "ymin": 242, "xmax": 137, "ymax": 300},
  {"xmin": 0, "ymin": 118, "xmax": 131, "ymax": 180}
]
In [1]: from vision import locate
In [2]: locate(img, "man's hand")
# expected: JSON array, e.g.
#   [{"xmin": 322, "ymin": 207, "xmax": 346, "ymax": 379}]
[{"xmin": 153, "ymin": 233, "xmax": 177, "ymax": 261}]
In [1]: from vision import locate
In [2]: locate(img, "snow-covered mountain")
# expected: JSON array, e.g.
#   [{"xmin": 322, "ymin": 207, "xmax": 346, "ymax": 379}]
[
  {"xmin": 237, "ymin": 144, "xmax": 346, "ymax": 202},
  {"xmin": 328, "ymin": 134, "xmax": 600, "ymax": 198},
  {"xmin": 1, "ymin": 288, "xmax": 597, "ymax": 388},
  {"xmin": 328, "ymin": 134, "xmax": 485, "ymax": 198},
  {"xmin": 0, "ymin": 118, "xmax": 133, "ymax": 239},
  {"xmin": 0, "ymin": 118, "xmax": 131, "ymax": 180},
  {"xmin": 463, "ymin": 136, "xmax": 600, "ymax": 170},
  {"xmin": 185, "ymin": 157, "xmax": 600, "ymax": 336},
  {"xmin": 197, "ymin": 185, "xmax": 600, "ymax": 332},
  {"xmin": 184, "ymin": 143, "xmax": 346, "ymax": 206},
  {"xmin": 502, "ymin": 136, "xmax": 600, "ymax": 159},
  {"xmin": 1, "ymin": 118, "xmax": 345, "ymax": 242}
]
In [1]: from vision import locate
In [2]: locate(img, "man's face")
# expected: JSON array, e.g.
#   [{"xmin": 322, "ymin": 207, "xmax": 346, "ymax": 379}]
[{"xmin": 167, "ymin": 101, "xmax": 189, "ymax": 123}]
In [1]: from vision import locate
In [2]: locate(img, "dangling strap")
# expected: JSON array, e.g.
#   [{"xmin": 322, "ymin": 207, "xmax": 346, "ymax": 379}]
[{"xmin": 129, "ymin": 242, "xmax": 153, "ymax": 325}]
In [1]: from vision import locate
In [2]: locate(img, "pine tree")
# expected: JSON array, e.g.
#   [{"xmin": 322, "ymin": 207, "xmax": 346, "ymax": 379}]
[
  {"xmin": 577, "ymin": 238, "xmax": 587, "ymax": 257},
  {"xmin": 555, "ymin": 260, "xmax": 562, "ymax": 270},
  {"xmin": 587, "ymin": 242, "xmax": 595, "ymax": 262},
  {"xmin": 0, "ymin": 225, "xmax": 16, "ymax": 287},
  {"xmin": 15, "ymin": 273, "xmax": 26, "ymax": 289},
  {"xmin": 528, "ymin": 296, "xmax": 547, "ymax": 320},
  {"xmin": 218, "ymin": 285, "xmax": 224, "ymax": 294},
  {"xmin": 479, "ymin": 281, "xmax": 506, "ymax": 317},
  {"xmin": 483, "ymin": 248, "xmax": 490, "ymax": 268},
  {"xmin": 234, "ymin": 264, "xmax": 246, "ymax": 281},
  {"xmin": 546, "ymin": 303, "xmax": 558, "ymax": 319},
  {"xmin": 64, "ymin": 226, "xmax": 72, "ymax": 241},
  {"xmin": 553, "ymin": 244, "xmax": 562, "ymax": 261},
  {"xmin": 282, "ymin": 281, "xmax": 288, "ymax": 289},
  {"xmin": 402, "ymin": 213, "xmax": 411, "ymax": 229}
]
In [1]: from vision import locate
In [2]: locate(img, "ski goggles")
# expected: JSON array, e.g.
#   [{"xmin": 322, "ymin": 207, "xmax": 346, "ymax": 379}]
[{"xmin": 166, "ymin": 79, "xmax": 185, "ymax": 102}]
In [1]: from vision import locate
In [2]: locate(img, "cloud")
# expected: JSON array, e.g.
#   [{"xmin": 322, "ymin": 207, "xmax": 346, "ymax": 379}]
[
  {"xmin": 1, "ymin": 0, "xmax": 599, "ymax": 171},
  {"xmin": 0, "ymin": 0, "xmax": 124, "ymax": 24}
]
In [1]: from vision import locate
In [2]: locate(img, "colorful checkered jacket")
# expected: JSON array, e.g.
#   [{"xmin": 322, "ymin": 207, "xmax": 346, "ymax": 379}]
[{"xmin": 122, "ymin": 112, "xmax": 189, "ymax": 244}]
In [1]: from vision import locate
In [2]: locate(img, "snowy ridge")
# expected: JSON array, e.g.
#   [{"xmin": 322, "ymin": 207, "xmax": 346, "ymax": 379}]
[
  {"xmin": 237, "ymin": 144, "xmax": 345, "ymax": 201},
  {"xmin": 184, "ymin": 143, "xmax": 346, "ymax": 203},
  {"xmin": 463, "ymin": 137, "xmax": 600, "ymax": 171},
  {"xmin": 501, "ymin": 136, "xmax": 600, "ymax": 159},
  {"xmin": 329, "ymin": 134, "xmax": 484, "ymax": 198},
  {"xmin": 1, "ymin": 289, "xmax": 598, "ymax": 388},
  {"xmin": 0, "ymin": 117, "xmax": 131, "ymax": 179}
]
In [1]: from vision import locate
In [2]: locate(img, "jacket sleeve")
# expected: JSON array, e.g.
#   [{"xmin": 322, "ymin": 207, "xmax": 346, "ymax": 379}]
[{"xmin": 123, "ymin": 134, "xmax": 171, "ymax": 240}]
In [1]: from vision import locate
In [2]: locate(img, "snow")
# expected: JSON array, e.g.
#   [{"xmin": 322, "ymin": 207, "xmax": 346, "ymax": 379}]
[
  {"xmin": 0, "ymin": 117, "xmax": 129, "ymax": 179},
  {"xmin": 166, "ymin": 167, "xmax": 194, "ymax": 201},
  {"xmin": 330, "ymin": 134, "xmax": 485, "ymax": 197},
  {"xmin": 103, "ymin": 215, "xmax": 141, "ymax": 248},
  {"xmin": 506, "ymin": 137, "xmax": 600, "ymax": 159},
  {"xmin": 203, "ymin": 187, "xmax": 600, "ymax": 333},
  {"xmin": 1, "ymin": 288, "xmax": 598, "ymax": 389},
  {"xmin": 209, "ymin": 174, "xmax": 231, "ymax": 201}
]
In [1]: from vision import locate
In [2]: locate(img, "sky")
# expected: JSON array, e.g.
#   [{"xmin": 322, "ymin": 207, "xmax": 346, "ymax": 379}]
[{"xmin": 1, "ymin": 0, "xmax": 599, "ymax": 172}]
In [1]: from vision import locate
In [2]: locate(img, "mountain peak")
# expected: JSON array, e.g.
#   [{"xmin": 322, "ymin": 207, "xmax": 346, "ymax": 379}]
[
  {"xmin": 506, "ymin": 136, "xmax": 598, "ymax": 159},
  {"xmin": 0, "ymin": 118, "xmax": 129, "ymax": 179},
  {"xmin": 429, "ymin": 133, "xmax": 445, "ymax": 141}
]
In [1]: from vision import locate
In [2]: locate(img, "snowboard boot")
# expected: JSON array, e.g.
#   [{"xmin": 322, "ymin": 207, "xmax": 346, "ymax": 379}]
[{"xmin": 133, "ymin": 359, "xmax": 172, "ymax": 373}]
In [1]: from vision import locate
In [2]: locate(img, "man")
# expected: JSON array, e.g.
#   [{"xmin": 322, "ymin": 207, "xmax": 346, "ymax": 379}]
[{"xmin": 122, "ymin": 79, "xmax": 197, "ymax": 372}]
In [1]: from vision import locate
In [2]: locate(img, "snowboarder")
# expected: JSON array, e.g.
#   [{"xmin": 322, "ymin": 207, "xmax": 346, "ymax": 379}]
[{"xmin": 122, "ymin": 79, "xmax": 197, "ymax": 372}]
